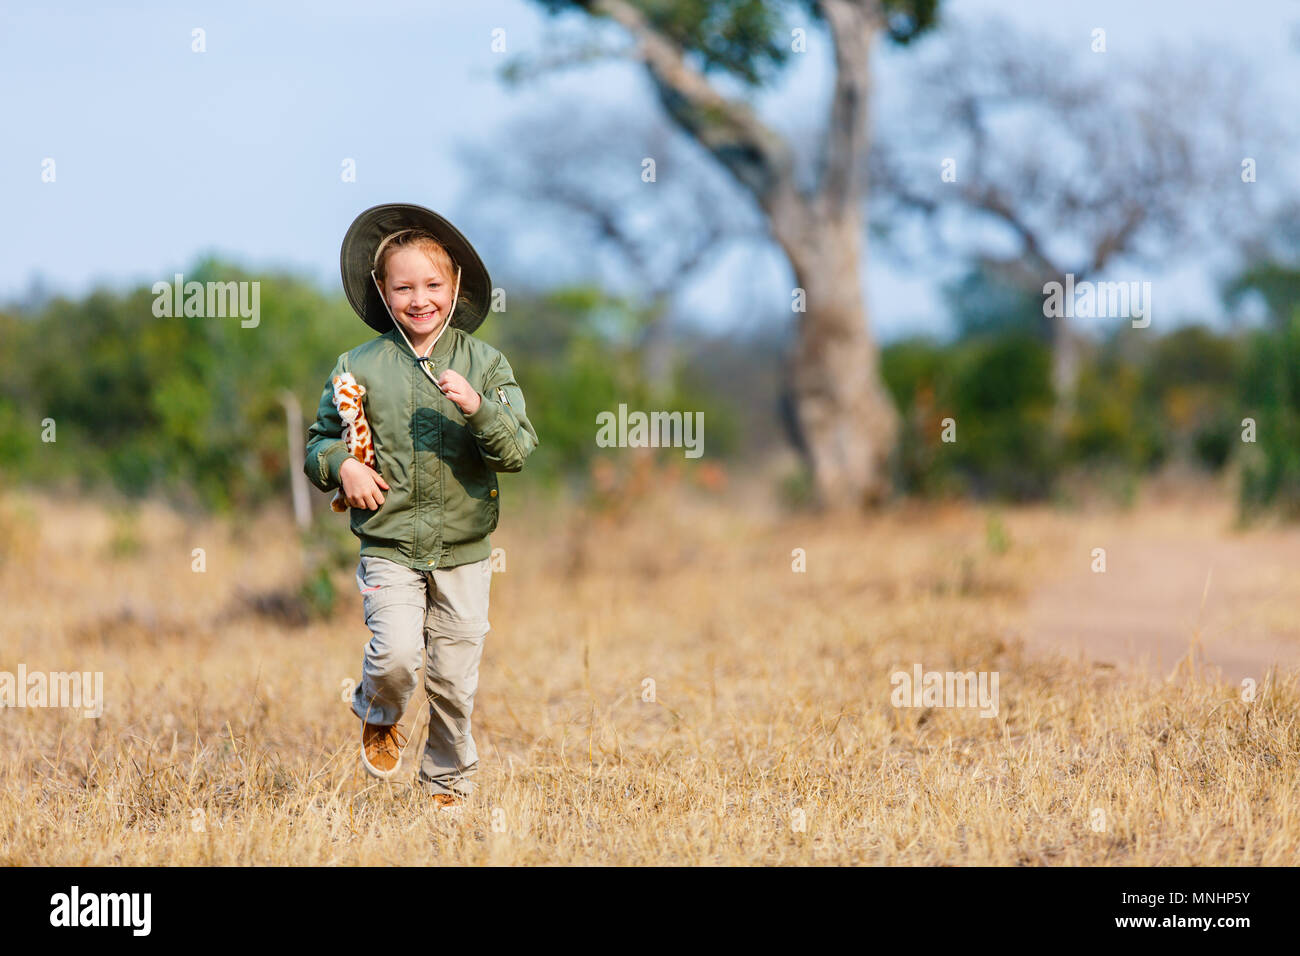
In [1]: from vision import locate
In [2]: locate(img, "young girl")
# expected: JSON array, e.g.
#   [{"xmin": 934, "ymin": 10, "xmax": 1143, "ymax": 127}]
[{"xmin": 305, "ymin": 203, "xmax": 538, "ymax": 808}]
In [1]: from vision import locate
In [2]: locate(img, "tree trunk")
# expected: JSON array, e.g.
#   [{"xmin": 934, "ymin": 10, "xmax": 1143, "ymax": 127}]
[
  {"xmin": 279, "ymin": 390, "xmax": 312, "ymax": 530},
  {"xmin": 1049, "ymin": 311, "xmax": 1080, "ymax": 432},
  {"xmin": 783, "ymin": 213, "xmax": 898, "ymax": 509},
  {"xmin": 590, "ymin": 0, "xmax": 898, "ymax": 508},
  {"xmin": 640, "ymin": 292, "xmax": 674, "ymax": 403}
]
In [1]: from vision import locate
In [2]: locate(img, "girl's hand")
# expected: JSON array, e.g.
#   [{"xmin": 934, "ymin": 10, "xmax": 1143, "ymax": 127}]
[
  {"xmin": 436, "ymin": 369, "xmax": 481, "ymax": 416},
  {"xmin": 339, "ymin": 457, "xmax": 390, "ymax": 510}
]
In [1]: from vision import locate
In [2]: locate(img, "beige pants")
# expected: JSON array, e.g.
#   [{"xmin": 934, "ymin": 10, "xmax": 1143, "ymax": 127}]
[{"xmin": 349, "ymin": 554, "xmax": 492, "ymax": 797}]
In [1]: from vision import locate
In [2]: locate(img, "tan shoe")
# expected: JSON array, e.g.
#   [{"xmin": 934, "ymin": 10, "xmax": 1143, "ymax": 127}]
[
  {"xmin": 431, "ymin": 792, "xmax": 464, "ymax": 811},
  {"xmin": 360, "ymin": 722, "xmax": 406, "ymax": 779}
]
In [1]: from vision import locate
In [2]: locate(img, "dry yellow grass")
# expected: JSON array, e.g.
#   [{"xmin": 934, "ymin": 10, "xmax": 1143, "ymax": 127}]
[{"xmin": 1, "ymin": 478, "xmax": 1298, "ymax": 865}]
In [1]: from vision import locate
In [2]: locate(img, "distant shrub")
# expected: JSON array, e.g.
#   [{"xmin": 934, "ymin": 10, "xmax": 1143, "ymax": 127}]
[
  {"xmin": 1237, "ymin": 313, "xmax": 1300, "ymax": 518},
  {"xmin": 885, "ymin": 333, "xmax": 1057, "ymax": 500}
]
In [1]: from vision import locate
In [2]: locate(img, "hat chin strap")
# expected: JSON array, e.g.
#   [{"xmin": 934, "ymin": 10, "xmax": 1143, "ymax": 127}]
[{"xmin": 370, "ymin": 264, "xmax": 461, "ymax": 391}]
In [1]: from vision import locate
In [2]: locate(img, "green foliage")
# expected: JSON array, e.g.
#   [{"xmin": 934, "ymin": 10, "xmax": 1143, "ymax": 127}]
[
  {"xmin": 884, "ymin": 333, "xmax": 1057, "ymax": 500},
  {"xmin": 1, "ymin": 258, "xmax": 354, "ymax": 512},
  {"xmin": 532, "ymin": 0, "xmax": 939, "ymax": 84},
  {"xmin": 884, "ymin": 319, "xmax": 1258, "ymax": 505},
  {"xmin": 947, "ymin": 334, "xmax": 1057, "ymax": 499},
  {"xmin": 0, "ymin": 263, "xmax": 721, "ymax": 513},
  {"xmin": 479, "ymin": 286, "xmax": 730, "ymax": 479},
  {"xmin": 880, "ymin": 337, "xmax": 951, "ymax": 496},
  {"xmin": 1221, "ymin": 252, "xmax": 1300, "ymax": 518},
  {"xmin": 1143, "ymin": 326, "xmax": 1239, "ymax": 471},
  {"xmin": 1224, "ymin": 262, "xmax": 1300, "ymax": 326},
  {"xmin": 1237, "ymin": 313, "xmax": 1300, "ymax": 518},
  {"xmin": 1066, "ymin": 348, "xmax": 1160, "ymax": 470}
]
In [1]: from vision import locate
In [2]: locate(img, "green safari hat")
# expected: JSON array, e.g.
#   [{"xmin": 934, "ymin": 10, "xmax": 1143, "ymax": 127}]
[{"xmin": 340, "ymin": 202, "xmax": 492, "ymax": 335}]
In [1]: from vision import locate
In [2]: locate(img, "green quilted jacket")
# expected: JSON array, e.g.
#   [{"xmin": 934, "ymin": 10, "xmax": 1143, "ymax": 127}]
[{"xmin": 304, "ymin": 326, "xmax": 538, "ymax": 569}]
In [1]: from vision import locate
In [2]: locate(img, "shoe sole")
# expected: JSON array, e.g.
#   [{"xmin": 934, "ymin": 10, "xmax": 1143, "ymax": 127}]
[
  {"xmin": 361, "ymin": 753, "xmax": 400, "ymax": 779},
  {"xmin": 360, "ymin": 732, "xmax": 402, "ymax": 779}
]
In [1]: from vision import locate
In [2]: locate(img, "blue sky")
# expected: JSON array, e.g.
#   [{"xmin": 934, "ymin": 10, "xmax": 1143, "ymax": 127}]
[{"xmin": 3, "ymin": 0, "xmax": 1298, "ymax": 341}]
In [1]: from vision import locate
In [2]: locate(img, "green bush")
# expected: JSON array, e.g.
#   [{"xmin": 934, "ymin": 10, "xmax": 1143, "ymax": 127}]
[
  {"xmin": 884, "ymin": 333, "xmax": 1057, "ymax": 500},
  {"xmin": 1237, "ymin": 313, "xmax": 1300, "ymax": 518}
]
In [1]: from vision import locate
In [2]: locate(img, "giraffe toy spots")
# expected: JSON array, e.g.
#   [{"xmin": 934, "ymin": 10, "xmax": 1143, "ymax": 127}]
[{"xmin": 330, "ymin": 372, "xmax": 376, "ymax": 513}]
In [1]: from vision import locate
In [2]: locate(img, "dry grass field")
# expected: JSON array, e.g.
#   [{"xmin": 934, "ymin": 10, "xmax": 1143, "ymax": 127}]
[{"xmin": 2, "ymin": 468, "xmax": 1299, "ymax": 865}]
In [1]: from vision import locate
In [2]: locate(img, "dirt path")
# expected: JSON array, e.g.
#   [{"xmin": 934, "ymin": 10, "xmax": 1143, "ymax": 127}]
[{"xmin": 1018, "ymin": 495, "xmax": 1300, "ymax": 684}]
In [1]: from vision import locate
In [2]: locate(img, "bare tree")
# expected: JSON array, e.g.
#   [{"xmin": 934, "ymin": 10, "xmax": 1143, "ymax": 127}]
[{"xmin": 871, "ymin": 18, "xmax": 1267, "ymax": 410}]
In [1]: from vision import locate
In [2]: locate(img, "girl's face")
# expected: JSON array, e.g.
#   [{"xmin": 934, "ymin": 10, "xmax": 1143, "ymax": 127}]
[{"xmin": 378, "ymin": 246, "xmax": 456, "ymax": 348}]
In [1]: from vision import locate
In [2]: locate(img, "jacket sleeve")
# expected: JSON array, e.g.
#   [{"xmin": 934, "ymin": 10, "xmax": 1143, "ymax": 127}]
[
  {"xmin": 304, "ymin": 353, "xmax": 354, "ymax": 493},
  {"xmin": 464, "ymin": 353, "xmax": 539, "ymax": 473}
]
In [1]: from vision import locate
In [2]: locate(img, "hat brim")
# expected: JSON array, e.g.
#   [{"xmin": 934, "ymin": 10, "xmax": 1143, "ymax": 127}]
[{"xmin": 340, "ymin": 203, "xmax": 492, "ymax": 335}]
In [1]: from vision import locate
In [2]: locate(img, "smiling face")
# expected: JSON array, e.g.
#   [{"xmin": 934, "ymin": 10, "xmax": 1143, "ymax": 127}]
[{"xmin": 376, "ymin": 245, "xmax": 457, "ymax": 353}]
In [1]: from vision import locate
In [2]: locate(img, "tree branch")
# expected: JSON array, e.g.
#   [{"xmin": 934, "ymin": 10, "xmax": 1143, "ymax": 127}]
[
  {"xmin": 961, "ymin": 183, "xmax": 1062, "ymax": 278},
  {"xmin": 590, "ymin": 0, "xmax": 799, "ymax": 211},
  {"xmin": 816, "ymin": 0, "xmax": 885, "ymax": 213}
]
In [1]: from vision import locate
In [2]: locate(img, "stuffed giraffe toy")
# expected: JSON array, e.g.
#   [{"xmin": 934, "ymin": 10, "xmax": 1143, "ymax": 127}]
[{"xmin": 330, "ymin": 372, "xmax": 376, "ymax": 513}]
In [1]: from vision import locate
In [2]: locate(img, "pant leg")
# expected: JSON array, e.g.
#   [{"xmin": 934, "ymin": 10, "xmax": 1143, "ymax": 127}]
[
  {"xmin": 418, "ymin": 557, "xmax": 492, "ymax": 796},
  {"xmin": 350, "ymin": 555, "xmax": 429, "ymax": 727}
]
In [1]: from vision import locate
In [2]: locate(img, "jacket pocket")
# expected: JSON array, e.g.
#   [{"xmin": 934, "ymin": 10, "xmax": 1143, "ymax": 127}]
[{"xmin": 348, "ymin": 477, "xmax": 407, "ymax": 549}]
